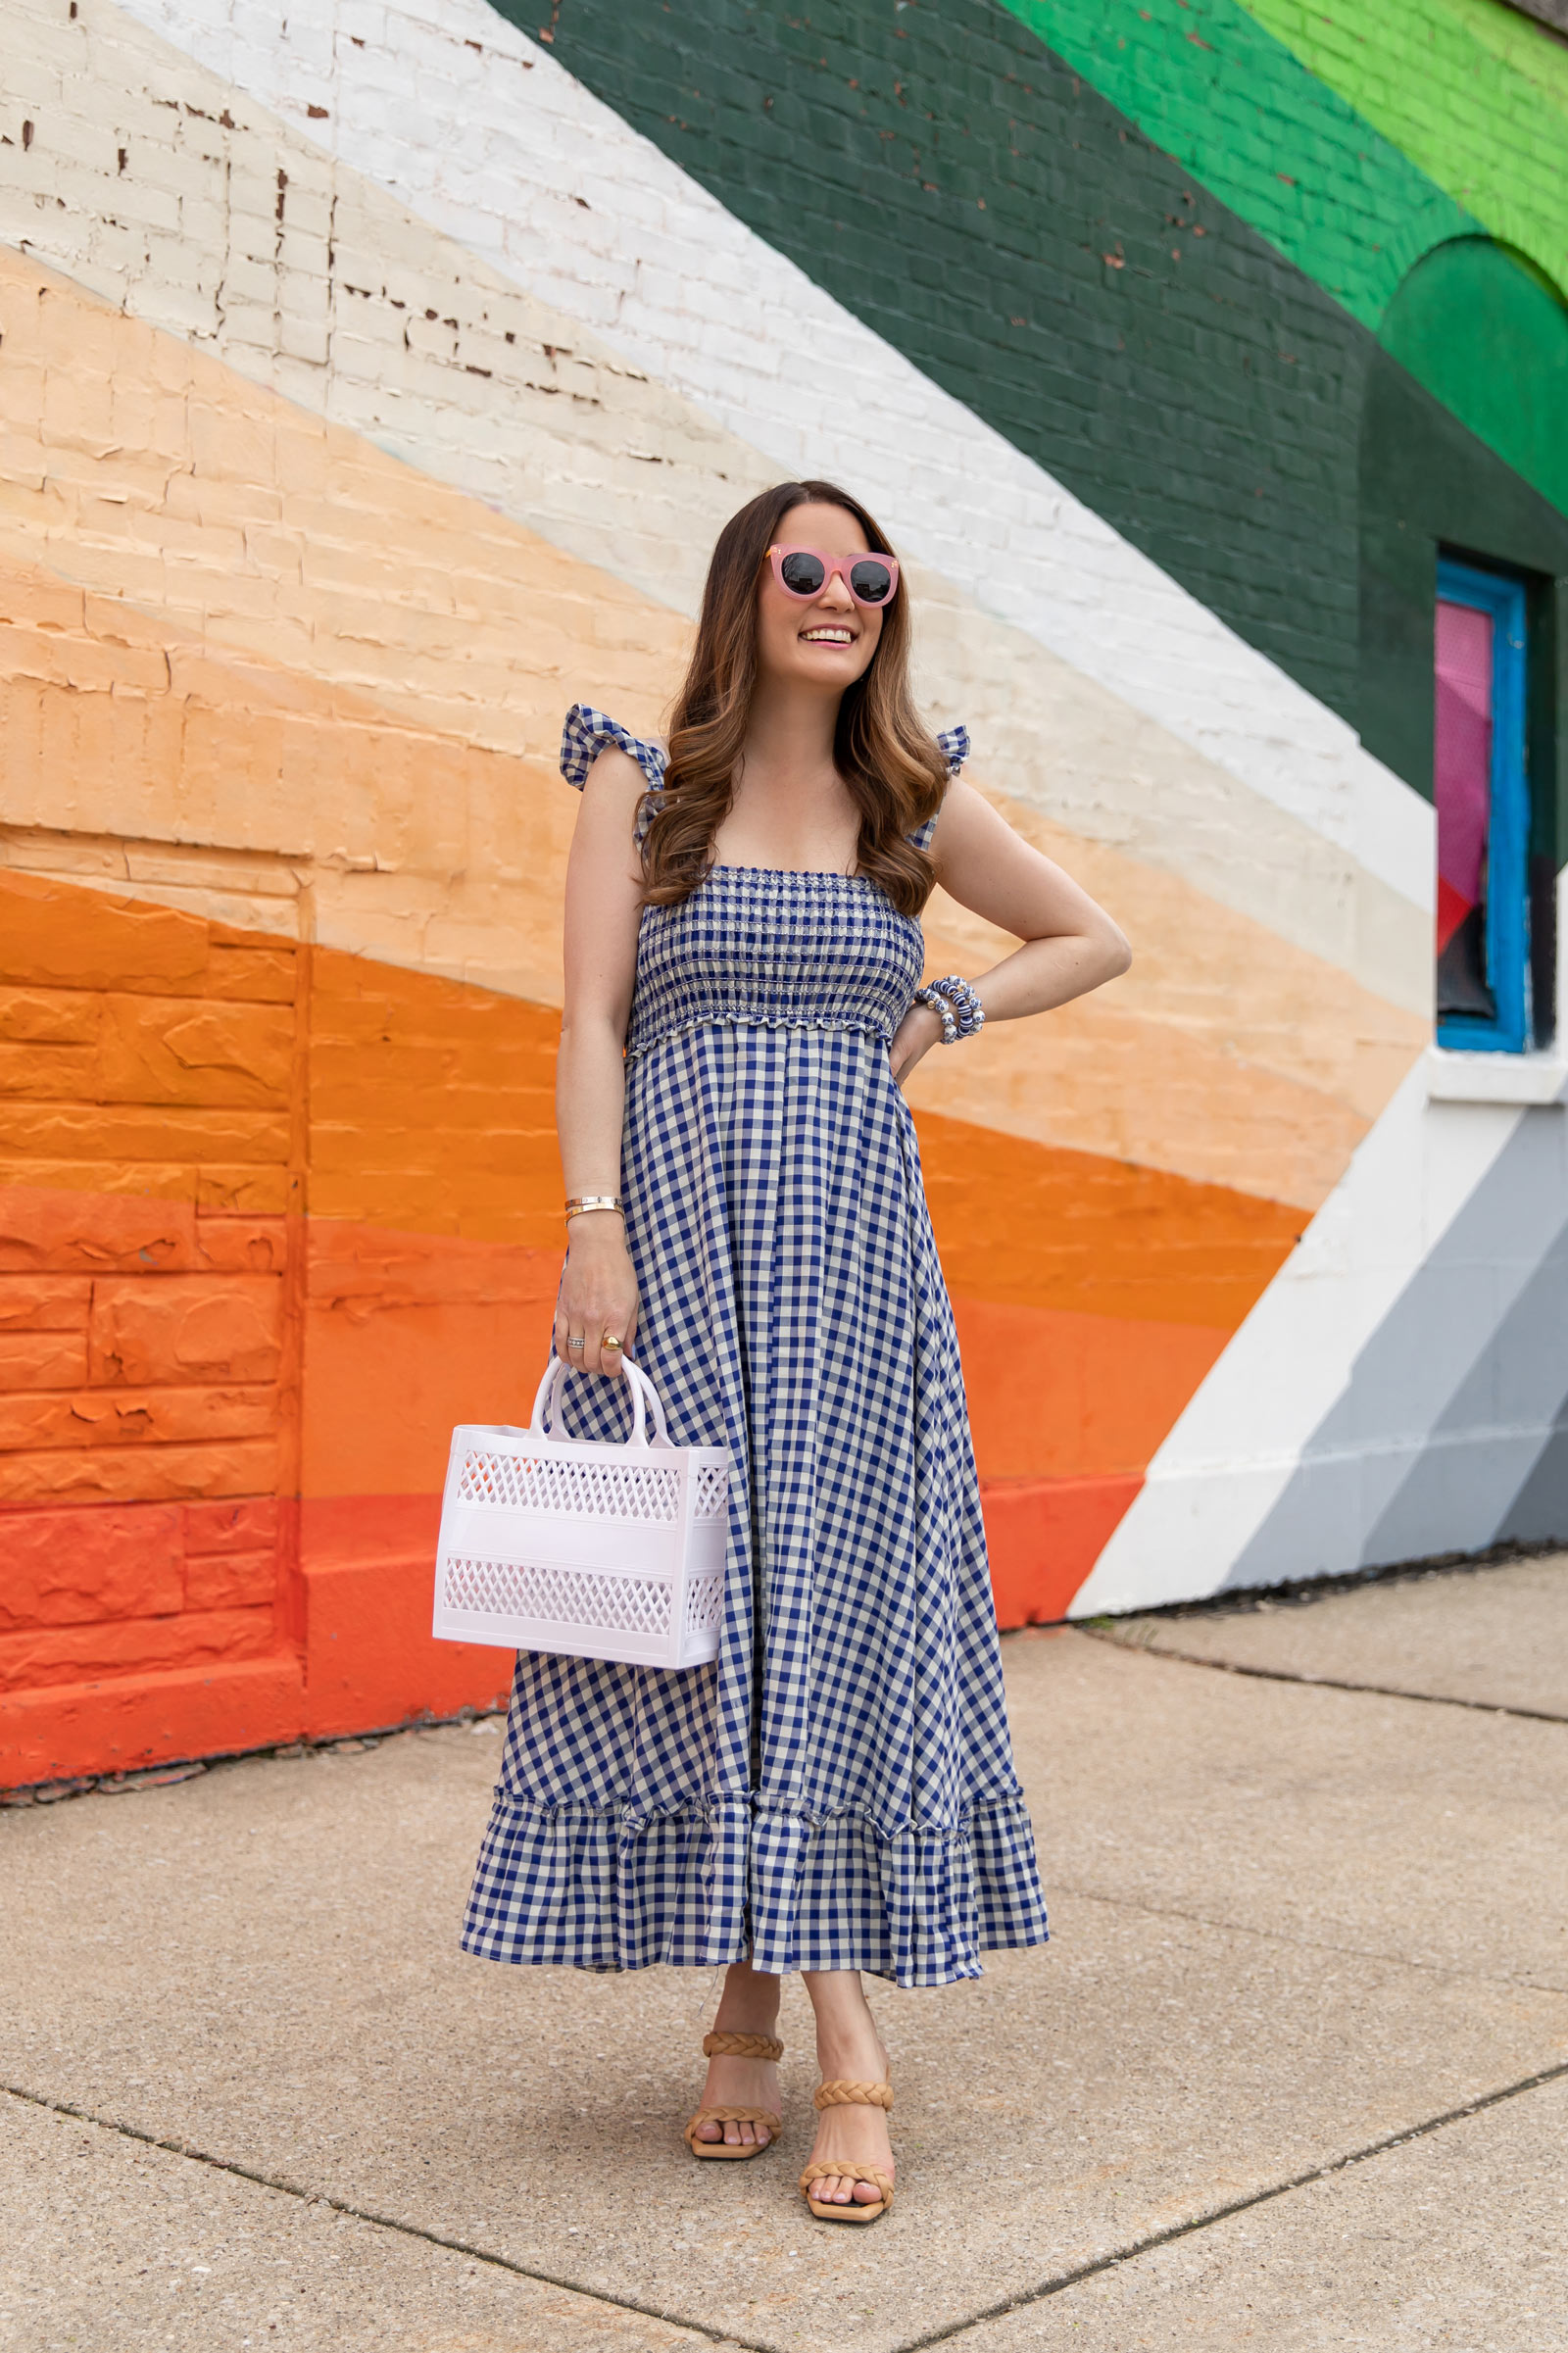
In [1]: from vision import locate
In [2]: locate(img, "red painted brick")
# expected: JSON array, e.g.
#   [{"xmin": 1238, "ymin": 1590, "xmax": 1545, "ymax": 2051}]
[
  {"xmin": 194, "ymin": 1217, "xmax": 290, "ymax": 1275},
  {"xmin": 183, "ymin": 1497, "xmax": 280, "ymax": 1554},
  {"xmin": 302, "ymin": 1556, "xmax": 512, "ymax": 1740},
  {"xmin": 0, "ymin": 1436, "xmax": 278, "ymax": 1507},
  {"xmin": 184, "ymin": 1547, "xmax": 277, "ymax": 1610},
  {"xmin": 0, "ymin": 1654, "xmax": 307, "ymax": 1788},
  {"xmin": 0, "ymin": 1605, "xmax": 276, "ymax": 1691},
  {"xmin": 88, "ymin": 1275, "xmax": 283, "ymax": 1386},
  {"xmin": 0, "ymin": 1276, "xmax": 92, "ymax": 1331},
  {"xmin": 0, "ymin": 1188, "xmax": 197, "ymax": 1276},
  {"xmin": 0, "ymin": 1502, "xmax": 182, "ymax": 1631},
  {"xmin": 0, "ymin": 1383, "xmax": 275, "ymax": 1451},
  {"xmin": 194, "ymin": 1169, "xmax": 290, "ymax": 1215},
  {"xmin": 983, "ymin": 1474, "xmax": 1144, "ymax": 1628},
  {"xmin": 0, "ymin": 1331, "xmax": 89, "ymax": 1390}
]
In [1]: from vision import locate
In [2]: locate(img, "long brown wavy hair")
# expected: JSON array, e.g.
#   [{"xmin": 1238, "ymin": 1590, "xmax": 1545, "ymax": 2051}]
[{"xmin": 640, "ymin": 481, "xmax": 951, "ymax": 917}]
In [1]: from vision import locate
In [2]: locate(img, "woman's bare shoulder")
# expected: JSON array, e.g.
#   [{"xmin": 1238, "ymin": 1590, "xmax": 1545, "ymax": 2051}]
[{"xmin": 582, "ymin": 740, "xmax": 653, "ymax": 797}]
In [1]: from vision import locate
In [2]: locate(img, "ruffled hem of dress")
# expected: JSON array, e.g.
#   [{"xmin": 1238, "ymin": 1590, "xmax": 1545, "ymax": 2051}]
[{"xmin": 459, "ymin": 1790, "xmax": 1049, "ymax": 1989}]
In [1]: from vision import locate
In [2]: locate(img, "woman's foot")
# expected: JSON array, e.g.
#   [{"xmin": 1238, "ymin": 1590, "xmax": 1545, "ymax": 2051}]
[
  {"xmin": 802, "ymin": 1972, "xmax": 895, "ymax": 2209},
  {"xmin": 692, "ymin": 2045, "xmax": 781, "ymax": 2149},
  {"xmin": 691, "ymin": 1962, "xmax": 781, "ymax": 2151}
]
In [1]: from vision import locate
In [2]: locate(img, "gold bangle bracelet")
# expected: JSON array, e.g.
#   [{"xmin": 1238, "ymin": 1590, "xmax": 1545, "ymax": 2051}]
[{"xmin": 564, "ymin": 1195, "xmax": 623, "ymax": 1220}]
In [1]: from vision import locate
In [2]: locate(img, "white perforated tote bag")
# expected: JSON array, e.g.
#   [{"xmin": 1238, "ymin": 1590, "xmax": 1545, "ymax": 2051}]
[{"xmin": 431, "ymin": 1355, "xmax": 731, "ymax": 1670}]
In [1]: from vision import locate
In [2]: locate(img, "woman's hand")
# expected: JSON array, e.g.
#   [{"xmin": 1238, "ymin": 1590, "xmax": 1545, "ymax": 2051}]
[
  {"xmin": 889, "ymin": 1000, "xmax": 945, "ymax": 1089},
  {"xmin": 556, "ymin": 1214, "xmax": 640, "ymax": 1378}
]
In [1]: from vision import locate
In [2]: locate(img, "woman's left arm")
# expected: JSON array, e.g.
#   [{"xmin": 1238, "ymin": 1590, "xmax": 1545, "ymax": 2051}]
[{"xmin": 889, "ymin": 780, "xmax": 1131, "ymax": 1084}]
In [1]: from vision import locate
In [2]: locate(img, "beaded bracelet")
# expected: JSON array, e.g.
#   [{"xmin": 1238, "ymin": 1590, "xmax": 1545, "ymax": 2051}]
[
  {"xmin": 913, "ymin": 976, "xmax": 986, "ymax": 1044},
  {"xmin": 912, "ymin": 984, "xmax": 960, "ymax": 1045},
  {"xmin": 931, "ymin": 974, "xmax": 986, "ymax": 1038}
]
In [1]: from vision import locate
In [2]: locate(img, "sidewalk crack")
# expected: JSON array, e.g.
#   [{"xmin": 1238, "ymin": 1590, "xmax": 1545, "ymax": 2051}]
[
  {"xmin": 1047, "ymin": 1880, "xmax": 1568, "ymax": 1998},
  {"xmin": 1075, "ymin": 1625, "xmax": 1568, "ymax": 1726},
  {"xmin": 10, "ymin": 2057, "xmax": 1568, "ymax": 2353},
  {"xmin": 888, "ymin": 2057, "xmax": 1568, "ymax": 2352},
  {"xmin": 0, "ymin": 2083, "xmax": 775, "ymax": 2353}
]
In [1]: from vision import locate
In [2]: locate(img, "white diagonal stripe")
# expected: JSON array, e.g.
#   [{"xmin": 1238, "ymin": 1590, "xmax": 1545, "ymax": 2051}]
[{"xmin": 114, "ymin": 0, "xmax": 1434, "ymax": 913}]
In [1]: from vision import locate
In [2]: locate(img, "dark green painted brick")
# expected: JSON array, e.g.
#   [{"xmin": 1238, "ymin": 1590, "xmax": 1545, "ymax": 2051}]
[{"xmin": 527, "ymin": 0, "xmax": 1372, "ymax": 722}]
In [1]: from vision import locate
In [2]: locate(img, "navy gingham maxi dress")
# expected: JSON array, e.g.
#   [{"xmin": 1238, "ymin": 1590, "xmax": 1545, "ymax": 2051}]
[{"xmin": 461, "ymin": 706, "xmax": 1049, "ymax": 1988}]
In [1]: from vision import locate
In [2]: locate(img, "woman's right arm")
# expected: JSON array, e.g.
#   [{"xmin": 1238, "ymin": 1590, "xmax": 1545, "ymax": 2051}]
[{"xmin": 555, "ymin": 745, "xmax": 650, "ymax": 1380}]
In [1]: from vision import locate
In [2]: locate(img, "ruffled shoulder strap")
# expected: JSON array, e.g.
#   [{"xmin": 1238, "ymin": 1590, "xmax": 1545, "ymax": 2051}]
[
  {"xmin": 560, "ymin": 703, "xmax": 668, "ymax": 796},
  {"xmin": 908, "ymin": 723, "xmax": 970, "ymax": 852}
]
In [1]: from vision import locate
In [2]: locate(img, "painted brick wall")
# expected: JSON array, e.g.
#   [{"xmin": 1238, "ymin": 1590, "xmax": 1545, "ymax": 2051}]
[
  {"xmin": 2, "ymin": 0, "xmax": 1564, "ymax": 1782},
  {"xmin": 80, "ymin": 0, "xmax": 1432, "ymax": 910},
  {"xmin": 1242, "ymin": 0, "xmax": 1568, "ymax": 291},
  {"xmin": 529, "ymin": 0, "xmax": 1374, "ymax": 724},
  {"xmin": 0, "ymin": 875, "xmax": 524, "ymax": 1786},
  {"xmin": 0, "ymin": 874, "xmax": 300, "ymax": 1707}
]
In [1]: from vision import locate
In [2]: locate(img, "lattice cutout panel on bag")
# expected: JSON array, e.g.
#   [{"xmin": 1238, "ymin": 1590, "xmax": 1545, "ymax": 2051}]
[
  {"xmin": 683, "ymin": 1570, "xmax": 724, "ymax": 1638},
  {"xmin": 457, "ymin": 1449, "xmax": 681, "ymax": 1523},
  {"xmin": 693, "ymin": 1464, "xmax": 730, "ymax": 1519},
  {"xmin": 442, "ymin": 1556, "xmax": 674, "ymax": 1636}
]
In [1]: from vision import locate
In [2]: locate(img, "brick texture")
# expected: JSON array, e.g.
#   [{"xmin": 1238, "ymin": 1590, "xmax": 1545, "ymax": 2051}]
[
  {"xmin": 74, "ymin": 0, "xmax": 1433, "ymax": 913},
  {"xmin": 536, "ymin": 0, "xmax": 1374, "ymax": 721},
  {"xmin": 0, "ymin": 0, "xmax": 1559, "ymax": 1757},
  {"xmin": 1244, "ymin": 0, "xmax": 1568, "ymax": 294},
  {"xmin": 0, "ymin": 874, "xmax": 298, "ymax": 1685}
]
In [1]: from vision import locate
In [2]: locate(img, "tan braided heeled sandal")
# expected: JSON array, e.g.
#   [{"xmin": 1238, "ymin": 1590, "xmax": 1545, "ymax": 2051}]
[
  {"xmin": 684, "ymin": 2030, "xmax": 784, "ymax": 2161},
  {"xmin": 798, "ymin": 2078, "xmax": 895, "ymax": 2223}
]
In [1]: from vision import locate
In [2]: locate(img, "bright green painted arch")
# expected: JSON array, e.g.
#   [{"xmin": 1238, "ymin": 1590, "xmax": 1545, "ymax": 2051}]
[
  {"xmin": 996, "ymin": 0, "xmax": 1568, "ymax": 517},
  {"xmin": 1380, "ymin": 237, "xmax": 1568, "ymax": 520},
  {"xmin": 1241, "ymin": 0, "xmax": 1568, "ymax": 300}
]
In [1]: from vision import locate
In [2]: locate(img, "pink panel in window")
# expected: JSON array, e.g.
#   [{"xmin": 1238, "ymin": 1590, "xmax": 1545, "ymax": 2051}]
[{"xmin": 1434, "ymin": 599, "xmax": 1493, "ymax": 953}]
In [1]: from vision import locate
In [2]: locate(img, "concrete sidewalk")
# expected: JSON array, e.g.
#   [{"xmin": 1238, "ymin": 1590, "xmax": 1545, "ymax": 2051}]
[{"xmin": 3, "ymin": 1554, "xmax": 1566, "ymax": 2352}]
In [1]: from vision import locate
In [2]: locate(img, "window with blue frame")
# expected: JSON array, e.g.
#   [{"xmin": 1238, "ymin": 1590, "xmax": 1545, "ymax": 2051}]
[{"xmin": 1434, "ymin": 557, "xmax": 1530, "ymax": 1053}]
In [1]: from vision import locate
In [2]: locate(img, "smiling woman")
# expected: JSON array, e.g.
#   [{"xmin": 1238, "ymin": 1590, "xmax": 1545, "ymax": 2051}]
[
  {"xmin": 459, "ymin": 480, "xmax": 1130, "ymax": 2227},
  {"xmin": 639, "ymin": 483, "xmax": 943, "ymax": 907}
]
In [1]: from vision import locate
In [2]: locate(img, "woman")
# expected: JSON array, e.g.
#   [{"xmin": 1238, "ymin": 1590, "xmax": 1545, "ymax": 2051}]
[{"xmin": 463, "ymin": 481, "xmax": 1130, "ymax": 2223}]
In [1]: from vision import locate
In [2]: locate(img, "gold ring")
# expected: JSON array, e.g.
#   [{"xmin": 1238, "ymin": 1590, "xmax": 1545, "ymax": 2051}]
[{"xmin": 602, "ymin": 1333, "xmax": 623, "ymax": 1351}]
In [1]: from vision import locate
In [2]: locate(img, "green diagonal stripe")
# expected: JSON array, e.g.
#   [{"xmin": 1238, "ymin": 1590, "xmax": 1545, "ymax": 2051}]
[
  {"xmin": 532, "ymin": 0, "xmax": 1378, "ymax": 720},
  {"xmin": 533, "ymin": 0, "xmax": 1568, "ymax": 731},
  {"xmin": 989, "ymin": 0, "xmax": 1568, "ymax": 518},
  {"xmin": 1242, "ymin": 0, "xmax": 1568, "ymax": 295},
  {"xmin": 995, "ymin": 0, "xmax": 1479, "ymax": 330}
]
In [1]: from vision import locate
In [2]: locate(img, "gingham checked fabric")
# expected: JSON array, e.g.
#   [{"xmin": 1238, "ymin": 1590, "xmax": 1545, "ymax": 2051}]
[{"xmin": 461, "ymin": 706, "xmax": 1048, "ymax": 1987}]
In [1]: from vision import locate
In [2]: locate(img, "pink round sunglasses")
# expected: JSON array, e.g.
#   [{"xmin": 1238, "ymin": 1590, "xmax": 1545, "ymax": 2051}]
[{"xmin": 766, "ymin": 544, "xmax": 901, "ymax": 608}]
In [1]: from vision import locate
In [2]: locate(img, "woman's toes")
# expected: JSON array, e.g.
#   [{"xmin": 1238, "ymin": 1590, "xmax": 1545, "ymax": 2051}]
[
  {"xmin": 851, "ymin": 2180, "xmax": 881, "ymax": 2204},
  {"xmin": 697, "ymin": 2120, "xmax": 723, "ymax": 2142}
]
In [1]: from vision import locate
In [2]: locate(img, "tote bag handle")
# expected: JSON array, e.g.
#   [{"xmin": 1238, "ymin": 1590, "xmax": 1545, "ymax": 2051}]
[{"xmin": 527, "ymin": 1353, "xmax": 673, "ymax": 1451}]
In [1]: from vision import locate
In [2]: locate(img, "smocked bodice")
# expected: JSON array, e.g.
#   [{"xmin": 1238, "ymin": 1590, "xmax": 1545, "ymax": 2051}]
[
  {"xmin": 626, "ymin": 865, "xmax": 926, "ymax": 1060},
  {"xmin": 558, "ymin": 702, "xmax": 970, "ymax": 1063}
]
